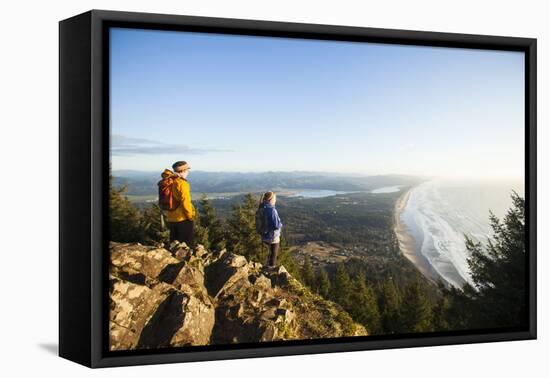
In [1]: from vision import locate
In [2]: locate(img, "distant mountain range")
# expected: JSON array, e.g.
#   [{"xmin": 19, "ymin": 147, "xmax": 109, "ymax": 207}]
[{"xmin": 112, "ymin": 170, "xmax": 427, "ymax": 196}]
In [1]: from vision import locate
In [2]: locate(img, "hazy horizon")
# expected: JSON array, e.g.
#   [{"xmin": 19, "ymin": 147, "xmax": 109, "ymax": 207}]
[
  {"xmin": 110, "ymin": 28, "xmax": 525, "ymax": 180},
  {"xmin": 112, "ymin": 167, "xmax": 523, "ymax": 183}
]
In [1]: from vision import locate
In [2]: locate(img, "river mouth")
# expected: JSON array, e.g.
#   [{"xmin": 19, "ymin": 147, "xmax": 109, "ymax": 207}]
[{"xmin": 280, "ymin": 186, "xmax": 403, "ymax": 198}]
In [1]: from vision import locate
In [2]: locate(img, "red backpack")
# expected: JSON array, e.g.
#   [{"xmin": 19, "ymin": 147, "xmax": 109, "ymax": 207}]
[{"xmin": 158, "ymin": 176, "xmax": 180, "ymax": 211}]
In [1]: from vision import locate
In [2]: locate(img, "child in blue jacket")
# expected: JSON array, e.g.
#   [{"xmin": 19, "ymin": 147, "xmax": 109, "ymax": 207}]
[{"xmin": 258, "ymin": 191, "xmax": 283, "ymax": 267}]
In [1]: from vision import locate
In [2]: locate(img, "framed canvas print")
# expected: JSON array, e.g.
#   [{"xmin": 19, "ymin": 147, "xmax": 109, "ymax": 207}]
[{"xmin": 59, "ymin": 10, "xmax": 537, "ymax": 368}]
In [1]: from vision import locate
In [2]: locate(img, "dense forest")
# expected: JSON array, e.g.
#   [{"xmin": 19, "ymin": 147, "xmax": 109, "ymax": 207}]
[
  {"xmin": 205, "ymin": 191, "xmax": 399, "ymax": 246},
  {"xmin": 110, "ymin": 174, "xmax": 528, "ymax": 335}
]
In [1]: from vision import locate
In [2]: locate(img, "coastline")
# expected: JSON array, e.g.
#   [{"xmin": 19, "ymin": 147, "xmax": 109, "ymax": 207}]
[{"xmin": 394, "ymin": 187, "xmax": 448, "ymax": 286}]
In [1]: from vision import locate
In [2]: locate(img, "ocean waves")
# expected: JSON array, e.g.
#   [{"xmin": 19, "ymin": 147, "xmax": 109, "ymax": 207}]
[{"xmin": 400, "ymin": 179, "xmax": 521, "ymax": 288}]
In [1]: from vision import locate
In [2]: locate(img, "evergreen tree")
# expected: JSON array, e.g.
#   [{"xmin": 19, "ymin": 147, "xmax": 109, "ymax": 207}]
[
  {"xmin": 379, "ymin": 278, "xmax": 402, "ymax": 334},
  {"xmin": 400, "ymin": 279, "xmax": 433, "ymax": 333},
  {"xmin": 192, "ymin": 210, "xmax": 210, "ymax": 249},
  {"xmin": 445, "ymin": 192, "xmax": 527, "ymax": 329},
  {"xmin": 431, "ymin": 294, "xmax": 451, "ymax": 331},
  {"xmin": 315, "ymin": 267, "xmax": 331, "ymax": 299},
  {"xmin": 109, "ymin": 174, "xmax": 143, "ymax": 243},
  {"xmin": 198, "ymin": 194, "xmax": 226, "ymax": 251},
  {"xmin": 301, "ymin": 255, "xmax": 316, "ymax": 289},
  {"xmin": 331, "ymin": 263, "xmax": 353, "ymax": 309},
  {"xmin": 226, "ymin": 194, "xmax": 265, "ymax": 263},
  {"xmin": 140, "ymin": 204, "xmax": 169, "ymax": 246},
  {"xmin": 350, "ymin": 272, "xmax": 381, "ymax": 334},
  {"xmin": 442, "ymin": 284, "xmax": 477, "ymax": 330},
  {"xmin": 277, "ymin": 232, "xmax": 301, "ymax": 279}
]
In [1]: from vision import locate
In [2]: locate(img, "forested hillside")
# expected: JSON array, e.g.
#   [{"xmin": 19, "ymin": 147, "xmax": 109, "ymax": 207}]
[{"xmin": 111, "ymin": 174, "xmax": 528, "ymax": 337}]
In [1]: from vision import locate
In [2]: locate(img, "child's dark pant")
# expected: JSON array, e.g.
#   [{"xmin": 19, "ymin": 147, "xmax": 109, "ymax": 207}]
[{"xmin": 264, "ymin": 242, "xmax": 279, "ymax": 267}]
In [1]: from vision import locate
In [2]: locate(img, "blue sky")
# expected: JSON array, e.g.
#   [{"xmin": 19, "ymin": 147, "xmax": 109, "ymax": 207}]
[{"xmin": 110, "ymin": 27, "xmax": 525, "ymax": 179}]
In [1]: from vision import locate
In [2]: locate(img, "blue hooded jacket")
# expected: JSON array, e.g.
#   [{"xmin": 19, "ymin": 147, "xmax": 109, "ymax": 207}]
[{"xmin": 260, "ymin": 202, "xmax": 283, "ymax": 243}]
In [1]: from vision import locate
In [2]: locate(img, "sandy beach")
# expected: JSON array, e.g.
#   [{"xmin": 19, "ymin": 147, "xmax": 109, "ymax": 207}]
[{"xmin": 394, "ymin": 188, "xmax": 446, "ymax": 286}]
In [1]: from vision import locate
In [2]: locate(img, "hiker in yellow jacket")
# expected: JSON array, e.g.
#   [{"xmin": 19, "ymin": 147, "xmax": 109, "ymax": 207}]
[{"xmin": 162, "ymin": 161, "xmax": 196, "ymax": 246}]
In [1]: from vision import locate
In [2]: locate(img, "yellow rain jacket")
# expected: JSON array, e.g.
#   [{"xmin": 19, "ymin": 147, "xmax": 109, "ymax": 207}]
[{"xmin": 161, "ymin": 169, "xmax": 196, "ymax": 222}]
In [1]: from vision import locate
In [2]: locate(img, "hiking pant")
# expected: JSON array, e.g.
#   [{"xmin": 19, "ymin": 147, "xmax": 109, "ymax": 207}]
[
  {"xmin": 263, "ymin": 242, "xmax": 279, "ymax": 267},
  {"xmin": 167, "ymin": 220, "xmax": 194, "ymax": 247}
]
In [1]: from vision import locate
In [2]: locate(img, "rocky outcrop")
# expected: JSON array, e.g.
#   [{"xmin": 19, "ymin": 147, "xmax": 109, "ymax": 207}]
[{"xmin": 109, "ymin": 241, "xmax": 367, "ymax": 351}]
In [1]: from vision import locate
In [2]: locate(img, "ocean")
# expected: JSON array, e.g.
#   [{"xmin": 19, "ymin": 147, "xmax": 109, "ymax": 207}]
[{"xmin": 400, "ymin": 178, "xmax": 524, "ymax": 288}]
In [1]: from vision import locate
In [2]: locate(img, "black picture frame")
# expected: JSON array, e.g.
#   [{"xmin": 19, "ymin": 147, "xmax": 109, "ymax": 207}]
[{"xmin": 59, "ymin": 9, "xmax": 537, "ymax": 368}]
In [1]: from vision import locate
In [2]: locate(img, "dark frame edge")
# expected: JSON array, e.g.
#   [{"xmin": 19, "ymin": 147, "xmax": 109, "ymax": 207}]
[
  {"xmin": 59, "ymin": 11, "xmax": 93, "ymax": 367},
  {"xmin": 90, "ymin": 10, "xmax": 109, "ymax": 369},
  {"xmin": 93, "ymin": 330, "xmax": 536, "ymax": 368},
  {"xmin": 527, "ymin": 38, "xmax": 537, "ymax": 340},
  {"xmin": 88, "ymin": 9, "xmax": 536, "ymax": 49}
]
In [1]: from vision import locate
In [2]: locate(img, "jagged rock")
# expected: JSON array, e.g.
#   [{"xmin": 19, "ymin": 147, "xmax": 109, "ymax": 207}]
[
  {"xmin": 204, "ymin": 252, "xmax": 249, "ymax": 298},
  {"xmin": 173, "ymin": 265, "xmax": 205, "ymax": 290},
  {"xmin": 109, "ymin": 278, "xmax": 176, "ymax": 350},
  {"xmin": 276, "ymin": 308, "xmax": 295, "ymax": 324},
  {"xmin": 109, "ymin": 242, "xmax": 215, "ymax": 351},
  {"xmin": 252, "ymin": 274, "xmax": 272, "ymax": 290},
  {"xmin": 169, "ymin": 240, "xmax": 189, "ymax": 253},
  {"xmin": 194, "ymin": 244, "xmax": 208, "ymax": 258},
  {"xmin": 170, "ymin": 290, "xmax": 215, "ymax": 347},
  {"xmin": 174, "ymin": 247, "xmax": 191, "ymax": 261},
  {"xmin": 111, "ymin": 243, "xmax": 181, "ymax": 279},
  {"xmin": 259, "ymin": 323, "xmax": 278, "ymax": 342},
  {"xmin": 265, "ymin": 297, "xmax": 288, "ymax": 308},
  {"xmin": 263, "ymin": 265, "xmax": 292, "ymax": 288},
  {"xmin": 109, "ymin": 241, "xmax": 368, "ymax": 351}
]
